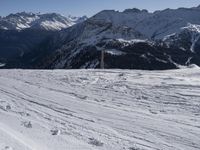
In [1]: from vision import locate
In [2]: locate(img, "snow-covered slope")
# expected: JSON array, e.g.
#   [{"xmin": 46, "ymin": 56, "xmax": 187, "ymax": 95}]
[
  {"xmin": 135, "ymin": 7, "xmax": 200, "ymax": 39},
  {"xmin": 0, "ymin": 68, "xmax": 200, "ymax": 150},
  {"xmin": 2, "ymin": 6, "xmax": 200, "ymax": 69},
  {"xmin": 29, "ymin": 6, "xmax": 200, "ymax": 69},
  {"xmin": 0, "ymin": 13, "xmax": 86, "ymax": 66},
  {"xmin": 90, "ymin": 6, "xmax": 200, "ymax": 39},
  {"xmin": 0, "ymin": 12, "xmax": 87, "ymax": 31},
  {"xmin": 164, "ymin": 23, "xmax": 200, "ymax": 53}
]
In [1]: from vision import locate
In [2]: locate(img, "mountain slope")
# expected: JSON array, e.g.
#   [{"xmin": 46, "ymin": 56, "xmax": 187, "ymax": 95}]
[
  {"xmin": 32, "ymin": 6, "xmax": 200, "ymax": 69},
  {"xmin": 2, "ymin": 6, "xmax": 200, "ymax": 69},
  {"xmin": 164, "ymin": 23, "xmax": 200, "ymax": 53},
  {"xmin": 0, "ymin": 29, "xmax": 56, "ymax": 68},
  {"xmin": 87, "ymin": 6, "xmax": 200, "ymax": 39},
  {"xmin": 0, "ymin": 12, "xmax": 87, "ymax": 68}
]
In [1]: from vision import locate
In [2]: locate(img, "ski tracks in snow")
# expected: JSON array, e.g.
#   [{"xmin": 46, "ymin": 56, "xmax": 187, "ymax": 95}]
[{"xmin": 0, "ymin": 69, "xmax": 200, "ymax": 150}]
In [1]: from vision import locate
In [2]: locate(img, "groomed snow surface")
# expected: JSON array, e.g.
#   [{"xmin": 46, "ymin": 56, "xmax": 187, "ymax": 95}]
[{"xmin": 0, "ymin": 68, "xmax": 200, "ymax": 150}]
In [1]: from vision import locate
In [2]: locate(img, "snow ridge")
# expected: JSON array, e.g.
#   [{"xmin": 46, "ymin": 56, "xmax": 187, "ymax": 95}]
[{"xmin": 0, "ymin": 12, "xmax": 87, "ymax": 31}]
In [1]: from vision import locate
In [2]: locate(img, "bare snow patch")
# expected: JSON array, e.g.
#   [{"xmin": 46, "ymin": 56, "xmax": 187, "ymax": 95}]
[
  {"xmin": 0, "ymin": 63, "xmax": 6, "ymax": 67},
  {"xmin": 105, "ymin": 49, "xmax": 126, "ymax": 56}
]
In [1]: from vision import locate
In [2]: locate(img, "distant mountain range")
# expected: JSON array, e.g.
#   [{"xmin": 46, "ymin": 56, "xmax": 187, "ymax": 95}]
[
  {"xmin": 0, "ymin": 12, "xmax": 87, "ymax": 31},
  {"xmin": 1, "ymin": 6, "xmax": 200, "ymax": 69}
]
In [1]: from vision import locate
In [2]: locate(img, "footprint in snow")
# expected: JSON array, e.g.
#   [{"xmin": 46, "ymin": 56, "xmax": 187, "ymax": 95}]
[
  {"xmin": 21, "ymin": 121, "xmax": 32, "ymax": 128},
  {"xmin": 0, "ymin": 104, "xmax": 11, "ymax": 112},
  {"xmin": 118, "ymin": 73, "xmax": 124, "ymax": 77},
  {"xmin": 3, "ymin": 146, "xmax": 13, "ymax": 150},
  {"xmin": 51, "ymin": 129, "xmax": 61, "ymax": 135},
  {"xmin": 5, "ymin": 105, "xmax": 11, "ymax": 111},
  {"xmin": 88, "ymin": 138, "xmax": 104, "ymax": 147}
]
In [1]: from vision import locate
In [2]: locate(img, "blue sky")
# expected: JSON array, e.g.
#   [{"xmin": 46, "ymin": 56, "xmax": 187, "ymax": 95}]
[{"xmin": 0, "ymin": 0, "xmax": 200, "ymax": 17}]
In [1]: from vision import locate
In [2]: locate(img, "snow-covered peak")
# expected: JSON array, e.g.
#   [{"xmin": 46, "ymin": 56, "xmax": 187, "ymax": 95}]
[
  {"xmin": 135, "ymin": 6, "xmax": 200, "ymax": 39},
  {"xmin": 0, "ymin": 12, "xmax": 87, "ymax": 31},
  {"xmin": 88, "ymin": 5, "xmax": 200, "ymax": 40},
  {"xmin": 68, "ymin": 15, "xmax": 88, "ymax": 24}
]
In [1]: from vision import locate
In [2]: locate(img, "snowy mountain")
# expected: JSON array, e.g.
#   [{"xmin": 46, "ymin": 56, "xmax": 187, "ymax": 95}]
[
  {"xmin": 84, "ymin": 6, "xmax": 200, "ymax": 39},
  {"xmin": 164, "ymin": 23, "xmax": 200, "ymax": 53},
  {"xmin": 27, "ymin": 6, "xmax": 200, "ymax": 69},
  {"xmin": 0, "ymin": 12, "xmax": 87, "ymax": 68},
  {"xmin": 0, "ymin": 12, "xmax": 87, "ymax": 31},
  {"xmin": 0, "ymin": 68, "xmax": 200, "ymax": 150},
  {"xmin": 2, "ymin": 6, "xmax": 200, "ymax": 69}
]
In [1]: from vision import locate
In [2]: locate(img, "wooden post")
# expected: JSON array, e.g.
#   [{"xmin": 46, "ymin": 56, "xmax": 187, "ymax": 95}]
[{"xmin": 100, "ymin": 50, "xmax": 105, "ymax": 69}]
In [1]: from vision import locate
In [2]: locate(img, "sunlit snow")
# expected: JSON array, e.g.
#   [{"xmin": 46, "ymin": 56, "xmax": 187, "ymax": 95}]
[{"xmin": 0, "ymin": 68, "xmax": 199, "ymax": 150}]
